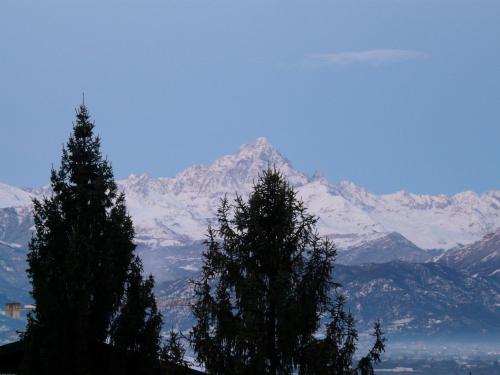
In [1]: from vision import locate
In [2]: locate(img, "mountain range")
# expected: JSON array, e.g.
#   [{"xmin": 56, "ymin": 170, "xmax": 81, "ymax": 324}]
[
  {"xmin": 156, "ymin": 261, "xmax": 500, "ymax": 337},
  {"xmin": 3, "ymin": 137, "xmax": 500, "ymax": 251},
  {"xmin": 1, "ymin": 137, "xmax": 500, "ymax": 342}
]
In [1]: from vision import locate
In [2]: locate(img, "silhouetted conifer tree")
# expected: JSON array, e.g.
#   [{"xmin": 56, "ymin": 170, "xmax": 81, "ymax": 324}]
[
  {"xmin": 111, "ymin": 256, "xmax": 163, "ymax": 374},
  {"xmin": 160, "ymin": 329, "xmax": 189, "ymax": 370},
  {"xmin": 192, "ymin": 169, "xmax": 385, "ymax": 374},
  {"xmin": 356, "ymin": 321, "xmax": 386, "ymax": 375},
  {"xmin": 22, "ymin": 104, "xmax": 162, "ymax": 375},
  {"xmin": 299, "ymin": 295, "xmax": 358, "ymax": 375}
]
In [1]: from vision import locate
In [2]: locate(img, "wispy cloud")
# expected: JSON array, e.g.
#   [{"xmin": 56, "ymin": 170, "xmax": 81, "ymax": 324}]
[{"xmin": 308, "ymin": 49, "xmax": 427, "ymax": 66}]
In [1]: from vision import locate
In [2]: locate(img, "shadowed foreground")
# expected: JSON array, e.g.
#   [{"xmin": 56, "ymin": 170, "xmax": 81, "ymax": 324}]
[{"xmin": 0, "ymin": 341, "xmax": 205, "ymax": 375}]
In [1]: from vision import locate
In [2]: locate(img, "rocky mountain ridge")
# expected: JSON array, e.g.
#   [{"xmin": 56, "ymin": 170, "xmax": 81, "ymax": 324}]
[
  {"xmin": 2, "ymin": 137, "xmax": 500, "ymax": 251},
  {"xmin": 436, "ymin": 229, "xmax": 500, "ymax": 280},
  {"xmin": 1, "ymin": 135, "xmax": 500, "ymax": 341},
  {"xmin": 156, "ymin": 261, "xmax": 500, "ymax": 336}
]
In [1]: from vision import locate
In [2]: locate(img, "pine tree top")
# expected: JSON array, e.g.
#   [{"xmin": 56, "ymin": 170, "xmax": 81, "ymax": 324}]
[{"xmin": 74, "ymin": 104, "xmax": 94, "ymax": 137}]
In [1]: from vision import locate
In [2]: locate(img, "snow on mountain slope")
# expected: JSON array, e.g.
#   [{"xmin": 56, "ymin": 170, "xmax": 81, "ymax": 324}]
[
  {"xmin": 436, "ymin": 228, "xmax": 500, "ymax": 279},
  {"xmin": 2, "ymin": 137, "xmax": 500, "ymax": 250},
  {"xmin": 337, "ymin": 232, "xmax": 433, "ymax": 265},
  {"xmin": 118, "ymin": 138, "xmax": 384, "ymax": 248},
  {"xmin": 162, "ymin": 137, "xmax": 309, "ymax": 195},
  {"xmin": 118, "ymin": 138, "xmax": 500, "ymax": 249},
  {"xmin": 335, "ymin": 182, "xmax": 500, "ymax": 249},
  {"xmin": 0, "ymin": 183, "xmax": 33, "ymax": 209},
  {"xmin": 295, "ymin": 177, "xmax": 385, "ymax": 248}
]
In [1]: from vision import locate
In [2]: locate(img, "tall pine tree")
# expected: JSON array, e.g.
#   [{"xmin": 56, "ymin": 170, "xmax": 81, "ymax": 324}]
[
  {"xmin": 22, "ymin": 104, "xmax": 162, "ymax": 375},
  {"xmin": 191, "ymin": 169, "xmax": 385, "ymax": 374},
  {"xmin": 356, "ymin": 321, "xmax": 386, "ymax": 375},
  {"xmin": 111, "ymin": 256, "xmax": 163, "ymax": 374},
  {"xmin": 160, "ymin": 329, "xmax": 189, "ymax": 371}
]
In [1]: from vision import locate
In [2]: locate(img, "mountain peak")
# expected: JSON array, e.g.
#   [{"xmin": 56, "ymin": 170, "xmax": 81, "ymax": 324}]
[
  {"xmin": 254, "ymin": 136, "xmax": 270, "ymax": 147},
  {"xmin": 237, "ymin": 137, "xmax": 280, "ymax": 161},
  {"xmin": 334, "ymin": 180, "xmax": 375, "ymax": 207},
  {"xmin": 127, "ymin": 173, "xmax": 151, "ymax": 181},
  {"xmin": 156, "ymin": 138, "xmax": 309, "ymax": 197},
  {"xmin": 311, "ymin": 170, "xmax": 329, "ymax": 184},
  {"xmin": 338, "ymin": 180, "xmax": 366, "ymax": 192}
]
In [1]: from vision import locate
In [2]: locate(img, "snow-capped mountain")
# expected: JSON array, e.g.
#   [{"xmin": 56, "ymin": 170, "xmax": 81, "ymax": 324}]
[
  {"xmin": 117, "ymin": 137, "xmax": 318, "ymax": 248},
  {"xmin": 2, "ymin": 137, "xmax": 500, "ymax": 343},
  {"xmin": 335, "ymin": 182, "xmax": 500, "ymax": 250},
  {"xmin": 336, "ymin": 232, "xmax": 434, "ymax": 265},
  {"xmin": 436, "ymin": 228, "xmax": 500, "ymax": 280},
  {"xmin": 2, "ymin": 137, "xmax": 500, "ymax": 251},
  {"xmin": 0, "ymin": 183, "xmax": 33, "ymax": 209},
  {"xmin": 115, "ymin": 137, "xmax": 500, "ymax": 250}
]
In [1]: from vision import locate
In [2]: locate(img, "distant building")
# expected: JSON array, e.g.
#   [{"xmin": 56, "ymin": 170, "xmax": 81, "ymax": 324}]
[{"xmin": 4, "ymin": 303, "xmax": 21, "ymax": 319}]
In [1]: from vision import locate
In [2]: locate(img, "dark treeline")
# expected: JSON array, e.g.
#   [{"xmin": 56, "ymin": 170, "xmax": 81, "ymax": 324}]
[{"xmin": 20, "ymin": 104, "xmax": 385, "ymax": 374}]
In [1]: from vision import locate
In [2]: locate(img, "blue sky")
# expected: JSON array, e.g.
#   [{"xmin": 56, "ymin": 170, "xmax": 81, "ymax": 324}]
[{"xmin": 1, "ymin": 0, "xmax": 499, "ymax": 195}]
